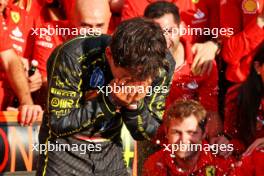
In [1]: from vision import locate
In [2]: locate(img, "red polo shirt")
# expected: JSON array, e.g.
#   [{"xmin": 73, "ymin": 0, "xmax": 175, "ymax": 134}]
[
  {"xmin": 4, "ymin": 5, "xmax": 35, "ymax": 58},
  {"xmin": 166, "ymin": 38, "xmax": 218, "ymax": 112},
  {"xmin": 32, "ymin": 20, "xmax": 69, "ymax": 78},
  {"xmin": 143, "ymin": 142, "xmax": 235, "ymax": 176},
  {"xmin": 230, "ymin": 149, "xmax": 264, "ymax": 176},
  {"xmin": 220, "ymin": 0, "xmax": 264, "ymax": 82},
  {"xmin": 0, "ymin": 16, "xmax": 12, "ymax": 52}
]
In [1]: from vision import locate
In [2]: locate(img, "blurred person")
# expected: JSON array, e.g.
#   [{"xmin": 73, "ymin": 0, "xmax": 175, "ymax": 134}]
[
  {"xmin": 0, "ymin": 0, "xmax": 42, "ymax": 109},
  {"xmin": 223, "ymin": 42, "xmax": 264, "ymax": 157},
  {"xmin": 36, "ymin": 18, "xmax": 175, "ymax": 176},
  {"xmin": 142, "ymin": 100, "xmax": 234, "ymax": 176},
  {"xmin": 0, "ymin": 16, "xmax": 43, "ymax": 125},
  {"xmin": 220, "ymin": 0, "xmax": 264, "ymax": 84},
  {"xmin": 33, "ymin": 0, "xmax": 111, "ymax": 81}
]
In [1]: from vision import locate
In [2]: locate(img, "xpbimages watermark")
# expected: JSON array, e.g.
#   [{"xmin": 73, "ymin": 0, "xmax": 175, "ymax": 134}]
[
  {"xmin": 97, "ymin": 83, "xmax": 169, "ymax": 96},
  {"xmin": 31, "ymin": 25, "xmax": 102, "ymax": 38},
  {"xmin": 163, "ymin": 26, "xmax": 234, "ymax": 39},
  {"xmin": 32, "ymin": 141, "xmax": 102, "ymax": 154},
  {"xmin": 163, "ymin": 141, "xmax": 234, "ymax": 156}
]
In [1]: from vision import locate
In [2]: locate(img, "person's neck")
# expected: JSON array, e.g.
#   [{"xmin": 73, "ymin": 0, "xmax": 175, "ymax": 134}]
[
  {"xmin": 172, "ymin": 42, "xmax": 185, "ymax": 70},
  {"xmin": 173, "ymin": 151, "xmax": 201, "ymax": 173}
]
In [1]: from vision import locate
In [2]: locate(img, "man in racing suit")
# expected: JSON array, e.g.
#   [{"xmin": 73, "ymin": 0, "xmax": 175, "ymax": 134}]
[{"xmin": 37, "ymin": 17, "xmax": 175, "ymax": 176}]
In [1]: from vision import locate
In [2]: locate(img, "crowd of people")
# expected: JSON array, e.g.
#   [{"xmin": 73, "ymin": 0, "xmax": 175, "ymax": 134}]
[{"xmin": 0, "ymin": 0, "xmax": 264, "ymax": 175}]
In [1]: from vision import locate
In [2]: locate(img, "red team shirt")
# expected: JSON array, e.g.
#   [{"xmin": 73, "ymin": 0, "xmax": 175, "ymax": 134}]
[
  {"xmin": 4, "ymin": 5, "xmax": 35, "ymax": 58},
  {"xmin": 220, "ymin": 0, "xmax": 264, "ymax": 82},
  {"xmin": 32, "ymin": 20, "xmax": 69, "ymax": 78},
  {"xmin": 0, "ymin": 5, "xmax": 35, "ymax": 109},
  {"xmin": 166, "ymin": 38, "xmax": 218, "ymax": 112},
  {"xmin": 154, "ymin": 38, "xmax": 218, "ymax": 147},
  {"xmin": 0, "ymin": 15, "xmax": 12, "ymax": 109},
  {"xmin": 143, "ymin": 142, "xmax": 234, "ymax": 176},
  {"xmin": 0, "ymin": 16, "xmax": 12, "ymax": 52},
  {"xmin": 230, "ymin": 149, "xmax": 264, "ymax": 176}
]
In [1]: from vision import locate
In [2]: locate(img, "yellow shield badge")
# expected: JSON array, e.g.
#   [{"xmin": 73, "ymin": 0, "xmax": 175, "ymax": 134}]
[
  {"xmin": 205, "ymin": 166, "xmax": 216, "ymax": 176},
  {"xmin": 10, "ymin": 11, "xmax": 20, "ymax": 24}
]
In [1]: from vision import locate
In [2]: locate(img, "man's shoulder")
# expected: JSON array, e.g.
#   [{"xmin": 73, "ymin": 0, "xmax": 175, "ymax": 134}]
[{"xmin": 142, "ymin": 149, "xmax": 168, "ymax": 175}]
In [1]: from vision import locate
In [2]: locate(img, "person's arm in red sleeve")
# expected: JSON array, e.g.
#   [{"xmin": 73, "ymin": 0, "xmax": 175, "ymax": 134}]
[
  {"xmin": 222, "ymin": 15, "xmax": 264, "ymax": 82},
  {"xmin": 222, "ymin": 19, "xmax": 264, "ymax": 65}
]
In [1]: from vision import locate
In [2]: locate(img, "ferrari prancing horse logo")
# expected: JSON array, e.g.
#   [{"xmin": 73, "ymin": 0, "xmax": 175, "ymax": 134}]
[
  {"xmin": 206, "ymin": 166, "xmax": 216, "ymax": 176},
  {"xmin": 10, "ymin": 11, "xmax": 20, "ymax": 24}
]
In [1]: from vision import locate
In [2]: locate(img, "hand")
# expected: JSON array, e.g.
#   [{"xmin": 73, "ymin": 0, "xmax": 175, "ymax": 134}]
[
  {"xmin": 28, "ymin": 69, "xmax": 42, "ymax": 92},
  {"xmin": 18, "ymin": 104, "xmax": 43, "ymax": 126},
  {"xmin": 191, "ymin": 41, "xmax": 218, "ymax": 76},
  {"xmin": 125, "ymin": 77, "xmax": 152, "ymax": 102},
  {"xmin": 109, "ymin": 77, "xmax": 152, "ymax": 107},
  {"xmin": 210, "ymin": 135, "xmax": 232, "ymax": 158},
  {"xmin": 243, "ymin": 138, "xmax": 264, "ymax": 156}
]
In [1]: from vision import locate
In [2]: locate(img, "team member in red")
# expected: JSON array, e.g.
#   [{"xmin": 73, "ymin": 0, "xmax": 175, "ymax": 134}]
[
  {"xmin": 0, "ymin": 13, "xmax": 43, "ymax": 125},
  {"xmin": 143, "ymin": 5, "xmax": 222, "ymax": 169},
  {"xmin": 122, "ymin": 0, "xmax": 218, "ymax": 42},
  {"xmin": 144, "ymin": 2, "xmax": 219, "ymax": 117},
  {"xmin": 32, "ymin": 0, "xmax": 111, "ymax": 80},
  {"xmin": 142, "ymin": 100, "xmax": 234, "ymax": 176},
  {"xmin": 220, "ymin": 0, "xmax": 264, "ymax": 83},
  {"xmin": 0, "ymin": 0, "xmax": 42, "ymax": 109},
  {"xmin": 123, "ymin": 0, "xmax": 221, "ymax": 77},
  {"xmin": 3, "ymin": 2, "xmax": 34, "ymax": 59},
  {"xmin": 223, "ymin": 42, "xmax": 264, "ymax": 156}
]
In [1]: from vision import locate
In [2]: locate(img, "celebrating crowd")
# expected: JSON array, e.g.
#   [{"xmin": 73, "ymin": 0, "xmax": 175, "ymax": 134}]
[{"xmin": 0, "ymin": 0, "xmax": 264, "ymax": 176}]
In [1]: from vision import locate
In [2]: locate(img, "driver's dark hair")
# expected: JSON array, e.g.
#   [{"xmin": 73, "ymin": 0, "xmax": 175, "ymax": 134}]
[{"xmin": 110, "ymin": 17, "xmax": 167, "ymax": 80}]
